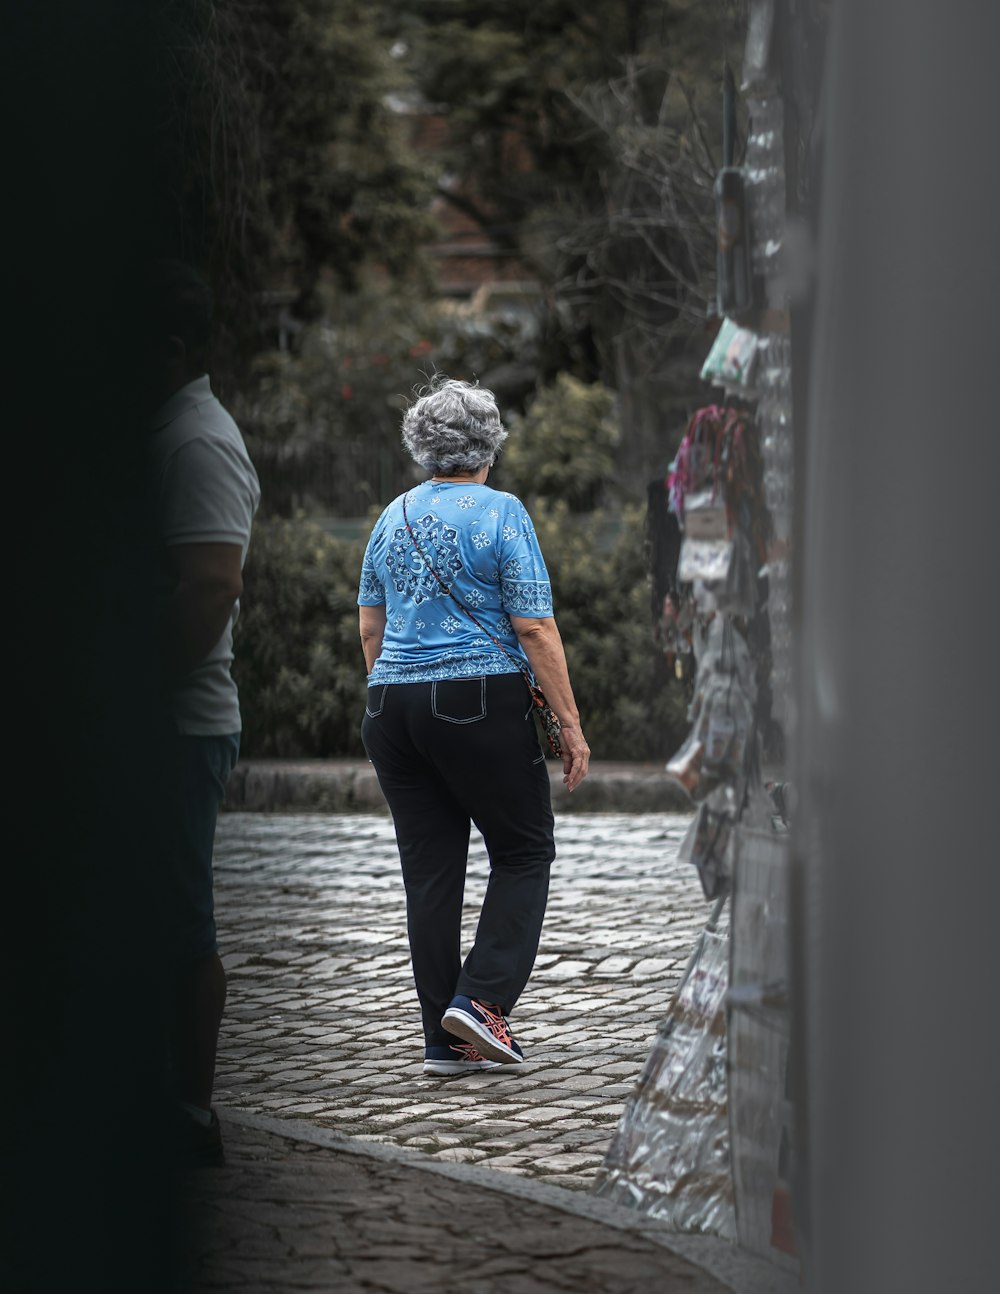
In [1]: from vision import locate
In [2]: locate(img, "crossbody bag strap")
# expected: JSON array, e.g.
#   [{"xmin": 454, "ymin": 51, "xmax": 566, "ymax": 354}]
[{"xmin": 402, "ymin": 493, "xmax": 534, "ymax": 686}]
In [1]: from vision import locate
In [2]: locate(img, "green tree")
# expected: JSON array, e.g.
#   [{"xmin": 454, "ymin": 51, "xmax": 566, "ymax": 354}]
[
  {"xmin": 529, "ymin": 501, "xmax": 689, "ymax": 761},
  {"xmin": 233, "ymin": 515, "xmax": 370, "ymax": 756},
  {"xmin": 498, "ymin": 375, "xmax": 620, "ymax": 512},
  {"xmin": 149, "ymin": 0, "xmax": 439, "ymax": 386},
  {"xmin": 387, "ymin": 0, "xmax": 744, "ymax": 487},
  {"xmin": 232, "ymin": 280, "xmax": 541, "ymax": 516}
]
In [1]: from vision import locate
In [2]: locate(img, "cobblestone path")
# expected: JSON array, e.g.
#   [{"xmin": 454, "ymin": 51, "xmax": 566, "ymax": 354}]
[
  {"xmin": 181, "ymin": 1117, "xmax": 729, "ymax": 1293},
  {"xmin": 214, "ymin": 812, "xmax": 706, "ymax": 1191}
]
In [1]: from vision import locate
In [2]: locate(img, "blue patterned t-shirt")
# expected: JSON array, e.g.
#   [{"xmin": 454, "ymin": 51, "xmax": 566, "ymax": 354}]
[{"xmin": 357, "ymin": 480, "xmax": 553, "ymax": 684}]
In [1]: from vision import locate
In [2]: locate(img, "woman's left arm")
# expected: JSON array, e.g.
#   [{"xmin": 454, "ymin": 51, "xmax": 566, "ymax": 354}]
[
  {"xmin": 511, "ymin": 614, "xmax": 590, "ymax": 791},
  {"xmin": 359, "ymin": 604, "xmax": 387, "ymax": 673}
]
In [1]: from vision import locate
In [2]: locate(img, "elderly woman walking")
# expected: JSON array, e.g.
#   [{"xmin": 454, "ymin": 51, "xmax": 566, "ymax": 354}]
[{"xmin": 358, "ymin": 378, "xmax": 589, "ymax": 1075}]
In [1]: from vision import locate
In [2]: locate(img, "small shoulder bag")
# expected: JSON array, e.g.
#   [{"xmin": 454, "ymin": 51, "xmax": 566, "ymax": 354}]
[{"xmin": 402, "ymin": 494, "xmax": 563, "ymax": 758}]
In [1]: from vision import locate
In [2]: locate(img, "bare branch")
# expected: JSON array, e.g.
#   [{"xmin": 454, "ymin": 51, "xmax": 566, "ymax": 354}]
[{"xmin": 555, "ymin": 58, "xmax": 719, "ymax": 352}]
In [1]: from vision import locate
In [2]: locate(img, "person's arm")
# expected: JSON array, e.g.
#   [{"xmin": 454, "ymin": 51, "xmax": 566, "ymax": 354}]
[
  {"xmin": 359, "ymin": 604, "xmax": 387, "ymax": 674},
  {"xmin": 163, "ymin": 542, "xmax": 244, "ymax": 678},
  {"xmin": 510, "ymin": 614, "xmax": 590, "ymax": 791}
]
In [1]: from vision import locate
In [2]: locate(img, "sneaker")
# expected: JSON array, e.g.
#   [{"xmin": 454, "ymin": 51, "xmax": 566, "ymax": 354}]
[
  {"xmin": 441, "ymin": 995, "xmax": 524, "ymax": 1065},
  {"xmin": 423, "ymin": 1041, "xmax": 502, "ymax": 1076}
]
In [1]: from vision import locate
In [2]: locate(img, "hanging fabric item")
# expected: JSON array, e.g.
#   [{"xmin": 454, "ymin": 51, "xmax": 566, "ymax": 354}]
[
  {"xmin": 668, "ymin": 404, "xmax": 769, "ymax": 620},
  {"xmin": 646, "ymin": 477, "xmax": 692, "ymax": 674}
]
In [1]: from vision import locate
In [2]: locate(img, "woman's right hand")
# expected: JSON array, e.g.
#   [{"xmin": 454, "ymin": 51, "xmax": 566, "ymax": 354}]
[{"xmin": 559, "ymin": 724, "xmax": 590, "ymax": 792}]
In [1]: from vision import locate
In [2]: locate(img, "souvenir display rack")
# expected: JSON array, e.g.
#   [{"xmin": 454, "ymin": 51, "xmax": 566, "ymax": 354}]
[{"xmin": 596, "ymin": 3, "xmax": 803, "ymax": 1274}]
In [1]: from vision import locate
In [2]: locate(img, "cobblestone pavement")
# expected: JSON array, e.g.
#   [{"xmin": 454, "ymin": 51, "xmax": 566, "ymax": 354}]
[
  {"xmin": 181, "ymin": 1115, "xmax": 729, "ymax": 1292},
  {"xmin": 214, "ymin": 811, "xmax": 706, "ymax": 1192}
]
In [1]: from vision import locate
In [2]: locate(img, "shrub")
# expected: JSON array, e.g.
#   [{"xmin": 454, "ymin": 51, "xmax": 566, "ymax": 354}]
[
  {"xmin": 527, "ymin": 501, "xmax": 688, "ymax": 761},
  {"xmin": 231, "ymin": 284, "xmax": 541, "ymax": 518},
  {"xmin": 233, "ymin": 515, "xmax": 370, "ymax": 757},
  {"xmin": 498, "ymin": 375, "xmax": 620, "ymax": 511},
  {"xmin": 234, "ymin": 506, "xmax": 688, "ymax": 761}
]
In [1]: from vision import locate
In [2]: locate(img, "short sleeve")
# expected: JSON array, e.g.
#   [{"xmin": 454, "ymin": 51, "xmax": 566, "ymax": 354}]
[
  {"xmin": 357, "ymin": 524, "xmax": 386, "ymax": 606},
  {"xmin": 497, "ymin": 502, "xmax": 553, "ymax": 618},
  {"xmin": 160, "ymin": 436, "xmax": 259, "ymax": 548}
]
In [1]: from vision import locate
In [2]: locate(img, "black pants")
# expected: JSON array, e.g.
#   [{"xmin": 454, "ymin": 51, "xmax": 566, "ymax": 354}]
[{"xmin": 361, "ymin": 672, "xmax": 555, "ymax": 1047}]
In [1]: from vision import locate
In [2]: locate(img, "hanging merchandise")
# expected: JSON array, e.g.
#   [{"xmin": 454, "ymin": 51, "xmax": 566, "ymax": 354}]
[
  {"xmin": 679, "ymin": 537, "xmax": 733, "ymax": 586},
  {"xmin": 665, "ymin": 710, "xmax": 706, "ymax": 795},
  {"xmin": 595, "ymin": 906, "xmax": 736, "ymax": 1240},
  {"xmin": 658, "ymin": 592, "xmax": 696, "ymax": 680},
  {"xmin": 715, "ymin": 64, "xmax": 754, "ymax": 318},
  {"xmin": 690, "ymin": 800, "xmax": 734, "ymax": 900},
  {"xmin": 742, "ymin": 0, "xmax": 778, "ymax": 91},
  {"xmin": 682, "ymin": 768, "xmax": 777, "ymax": 903},
  {"xmin": 706, "ymin": 526, "xmax": 758, "ymax": 618},
  {"xmin": 726, "ymin": 824, "xmax": 799, "ymax": 1270},
  {"xmin": 613, "ymin": 4, "xmax": 805, "ymax": 1281},
  {"xmin": 646, "ymin": 478, "xmax": 694, "ymax": 676},
  {"xmin": 666, "ymin": 617, "xmax": 755, "ymax": 801},
  {"xmin": 669, "ymin": 404, "xmax": 769, "ymax": 620},
  {"xmin": 700, "ymin": 317, "xmax": 760, "ymax": 395},
  {"xmin": 678, "ymin": 784, "xmax": 739, "ymax": 901}
]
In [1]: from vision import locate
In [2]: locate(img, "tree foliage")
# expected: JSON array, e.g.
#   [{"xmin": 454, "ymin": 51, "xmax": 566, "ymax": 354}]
[
  {"xmin": 530, "ymin": 501, "xmax": 689, "ymax": 761},
  {"xmin": 154, "ymin": 0, "xmax": 744, "ymax": 405},
  {"xmin": 392, "ymin": 2, "xmax": 740, "ymax": 350},
  {"xmin": 233, "ymin": 515, "xmax": 370, "ymax": 756},
  {"xmin": 498, "ymin": 375, "xmax": 621, "ymax": 512},
  {"xmin": 382, "ymin": 1, "xmax": 745, "ymax": 484},
  {"xmin": 149, "ymin": 0, "xmax": 439, "ymax": 384},
  {"xmin": 231, "ymin": 281, "xmax": 540, "ymax": 515}
]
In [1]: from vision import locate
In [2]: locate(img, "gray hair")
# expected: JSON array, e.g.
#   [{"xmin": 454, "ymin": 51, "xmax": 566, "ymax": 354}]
[{"xmin": 401, "ymin": 378, "xmax": 508, "ymax": 474}]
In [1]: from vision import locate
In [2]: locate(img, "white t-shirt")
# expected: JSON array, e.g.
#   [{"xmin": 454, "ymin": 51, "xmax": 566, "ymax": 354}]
[{"xmin": 149, "ymin": 375, "xmax": 261, "ymax": 735}]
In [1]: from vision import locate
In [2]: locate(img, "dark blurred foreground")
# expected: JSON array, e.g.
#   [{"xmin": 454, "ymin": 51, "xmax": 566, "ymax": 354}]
[{"xmin": 3, "ymin": 6, "xmax": 182, "ymax": 1289}]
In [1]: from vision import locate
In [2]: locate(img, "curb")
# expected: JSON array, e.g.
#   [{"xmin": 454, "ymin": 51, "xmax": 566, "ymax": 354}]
[
  {"xmin": 223, "ymin": 759, "xmax": 694, "ymax": 815},
  {"xmin": 222, "ymin": 1108, "xmax": 798, "ymax": 1294}
]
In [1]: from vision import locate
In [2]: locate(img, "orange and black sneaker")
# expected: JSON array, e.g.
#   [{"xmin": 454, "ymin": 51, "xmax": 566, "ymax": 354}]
[
  {"xmin": 423, "ymin": 1041, "xmax": 501, "ymax": 1075},
  {"xmin": 441, "ymin": 995, "xmax": 525, "ymax": 1065}
]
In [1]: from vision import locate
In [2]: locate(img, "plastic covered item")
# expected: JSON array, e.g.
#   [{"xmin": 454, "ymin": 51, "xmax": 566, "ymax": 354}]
[
  {"xmin": 698, "ymin": 615, "xmax": 754, "ymax": 687},
  {"xmin": 701, "ymin": 317, "xmax": 760, "ymax": 392},
  {"xmin": 727, "ymin": 826, "xmax": 800, "ymax": 1271},
  {"xmin": 683, "ymin": 489, "xmax": 729, "ymax": 540},
  {"xmin": 683, "ymin": 787, "xmax": 738, "ymax": 900},
  {"xmin": 687, "ymin": 533, "xmax": 758, "ymax": 619},
  {"xmin": 702, "ymin": 673, "xmax": 753, "ymax": 784},
  {"xmin": 678, "ymin": 536, "xmax": 734, "ymax": 586},
  {"xmin": 706, "ymin": 526, "xmax": 758, "ymax": 618},
  {"xmin": 667, "ymin": 619, "xmax": 756, "ymax": 801},
  {"xmin": 665, "ymin": 712, "xmax": 706, "ymax": 796},
  {"xmin": 595, "ymin": 913, "xmax": 736, "ymax": 1240},
  {"xmin": 656, "ymin": 590, "xmax": 695, "ymax": 666},
  {"xmin": 742, "ymin": 0, "xmax": 778, "ymax": 91}
]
